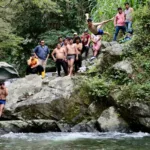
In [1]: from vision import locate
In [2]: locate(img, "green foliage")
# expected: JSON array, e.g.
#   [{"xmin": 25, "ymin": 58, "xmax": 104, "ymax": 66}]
[
  {"xmin": 80, "ymin": 77, "xmax": 115, "ymax": 101},
  {"xmin": 90, "ymin": 0, "xmax": 148, "ymax": 40},
  {"xmin": 118, "ymin": 82, "xmax": 150, "ymax": 102}
]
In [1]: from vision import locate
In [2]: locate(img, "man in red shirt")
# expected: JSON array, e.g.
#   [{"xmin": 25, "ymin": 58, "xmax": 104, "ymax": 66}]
[{"xmin": 81, "ymin": 30, "xmax": 91, "ymax": 59}]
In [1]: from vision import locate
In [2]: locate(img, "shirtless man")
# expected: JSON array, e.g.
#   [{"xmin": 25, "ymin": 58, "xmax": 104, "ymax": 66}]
[
  {"xmin": 52, "ymin": 43, "xmax": 68, "ymax": 76},
  {"xmin": 0, "ymin": 82, "xmax": 8, "ymax": 117},
  {"xmin": 66, "ymin": 38, "xmax": 78, "ymax": 76},
  {"xmin": 74, "ymin": 36, "xmax": 83, "ymax": 72},
  {"xmin": 87, "ymin": 18, "xmax": 113, "ymax": 36}
]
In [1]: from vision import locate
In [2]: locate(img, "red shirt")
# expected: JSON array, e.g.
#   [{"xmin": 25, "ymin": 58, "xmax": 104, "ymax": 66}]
[{"xmin": 81, "ymin": 34, "xmax": 90, "ymax": 46}]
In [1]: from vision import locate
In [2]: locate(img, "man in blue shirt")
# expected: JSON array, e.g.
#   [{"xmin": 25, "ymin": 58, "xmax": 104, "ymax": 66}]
[{"xmin": 34, "ymin": 40, "xmax": 50, "ymax": 71}]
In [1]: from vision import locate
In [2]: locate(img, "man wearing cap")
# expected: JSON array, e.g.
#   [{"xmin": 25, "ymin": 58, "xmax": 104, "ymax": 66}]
[
  {"xmin": 34, "ymin": 40, "xmax": 50, "ymax": 72},
  {"xmin": 81, "ymin": 29, "xmax": 91, "ymax": 58},
  {"xmin": 73, "ymin": 33, "xmax": 78, "ymax": 43},
  {"xmin": 87, "ymin": 18, "xmax": 113, "ymax": 36}
]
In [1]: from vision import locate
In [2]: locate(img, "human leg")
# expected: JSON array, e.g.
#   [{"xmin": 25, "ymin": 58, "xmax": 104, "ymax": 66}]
[
  {"xmin": 61, "ymin": 60, "xmax": 68, "ymax": 76},
  {"xmin": 69, "ymin": 58, "xmax": 75, "ymax": 76},
  {"xmin": 26, "ymin": 66, "xmax": 32, "ymax": 75},
  {"xmin": 113, "ymin": 26, "xmax": 120, "ymax": 41},
  {"xmin": 0, "ymin": 104, "xmax": 5, "ymax": 117},
  {"xmin": 37, "ymin": 65, "xmax": 44, "ymax": 75},
  {"xmin": 56, "ymin": 60, "xmax": 61, "ymax": 76},
  {"xmin": 85, "ymin": 46, "xmax": 89, "ymax": 58},
  {"xmin": 121, "ymin": 26, "xmax": 126, "ymax": 35}
]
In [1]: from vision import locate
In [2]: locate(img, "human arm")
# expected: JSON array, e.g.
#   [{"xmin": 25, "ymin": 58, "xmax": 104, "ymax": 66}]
[
  {"xmin": 94, "ymin": 18, "xmax": 114, "ymax": 27},
  {"xmin": 114, "ymin": 15, "xmax": 117, "ymax": 27},
  {"xmin": 33, "ymin": 46, "xmax": 39, "ymax": 58},
  {"xmin": 27, "ymin": 57, "xmax": 32, "ymax": 66},
  {"xmin": 51, "ymin": 49, "xmax": 56, "ymax": 62},
  {"xmin": 63, "ymin": 47, "xmax": 67, "ymax": 61},
  {"xmin": 85, "ymin": 35, "xmax": 91, "ymax": 47},
  {"xmin": 4, "ymin": 87, "xmax": 8, "ymax": 97},
  {"xmin": 75, "ymin": 45, "xmax": 78, "ymax": 60}
]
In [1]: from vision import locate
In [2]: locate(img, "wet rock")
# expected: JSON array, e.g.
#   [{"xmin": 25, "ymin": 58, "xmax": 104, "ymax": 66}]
[
  {"xmin": 0, "ymin": 120, "xmax": 61, "ymax": 134},
  {"xmin": 97, "ymin": 107, "xmax": 129, "ymax": 132},
  {"xmin": 71, "ymin": 120, "xmax": 98, "ymax": 132}
]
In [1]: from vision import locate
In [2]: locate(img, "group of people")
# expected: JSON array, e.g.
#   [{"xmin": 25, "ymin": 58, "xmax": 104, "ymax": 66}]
[
  {"xmin": 87, "ymin": 2, "xmax": 133, "ymax": 41},
  {"xmin": 0, "ymin": 3, "xmax": 134, "ymax": 118}
]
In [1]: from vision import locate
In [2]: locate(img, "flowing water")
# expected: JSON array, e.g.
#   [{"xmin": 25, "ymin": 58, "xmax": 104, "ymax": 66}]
[{"xmin": 0, "ymin": 132, "xmax": 150, "ymax": 150}]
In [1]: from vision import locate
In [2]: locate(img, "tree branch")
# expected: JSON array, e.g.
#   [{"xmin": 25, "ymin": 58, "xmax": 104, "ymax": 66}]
[{"xmin": 0, "ymin": 0, "xmax": 13, "ymax": 8}]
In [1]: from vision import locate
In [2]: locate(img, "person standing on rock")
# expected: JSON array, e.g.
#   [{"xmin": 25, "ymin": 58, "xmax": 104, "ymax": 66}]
[
  {"xmin": 34, "ymin": 40, "xmax": 50, "ymax": 77},
  {"xmin": 0, "ymin": 82, "xmax": 8, "ymax": 117},
  {"xmin": 81, "ymin": 30, "xmax": 91, "ymax": 59},
  {"xmin": 113, "ymin": 7, "xmax": 126, "ymax": 41},
  {"xmin": 66, "ymin": 38, "xmax": 78, "ymax": 76},
  {"xmin": 90, "ymin": 34, "xmax": 102, "ymax": 60},
  {"xmin": 51, "ymin": 43, "xmax": 68, "ymax": 77},
  {"xmin": 74, "ymin": 36, "xmax": 83, "ymax": 72},
  {"xmin": 124, "ymin": 2, "xmax": 134, "ymax": 32}
]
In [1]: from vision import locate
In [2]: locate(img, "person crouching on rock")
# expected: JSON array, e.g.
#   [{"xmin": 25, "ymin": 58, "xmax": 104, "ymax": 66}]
[
  {"xmin": 26, "ymin": 53, "xmax": 44, "ymax": 78},
  {"xmin": 0, "ymin": 82, "xmax": 8, "ymax": 117},
  {"xmin": 51, "ymin": 43, "xmax": 68, "ymax": 77}
]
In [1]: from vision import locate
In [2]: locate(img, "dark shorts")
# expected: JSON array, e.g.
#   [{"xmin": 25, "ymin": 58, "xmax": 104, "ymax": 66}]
[
  {"xmin": 67, "ymin": 54, "xmax": 76, "ymax": 60},
  {"xmin": 0, "ymin": 100, "xmax": 6, "ymax": 105},
  {"xmin": 96, "ymin": 29, "xmax": 104, "ymax": 35}
]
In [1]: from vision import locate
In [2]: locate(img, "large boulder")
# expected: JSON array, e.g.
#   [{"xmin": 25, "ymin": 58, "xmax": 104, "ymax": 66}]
[
  {"xmin": 71, "ymin": 120, "xmax": 98, "ymax": 132},
  {"xmin": 102, "ymin": 43, "xmax": 123, "ymax": 56},
  {"xmin": 113, "ymin": 60, "xmax": 133, "ymax": 74},
  {"xmin": 0, "ymin": 120, "xmax": 61, "ymax": 134},
  {"xmin": 118, "ymin": 102, "xmax": 150, "ymax": 132},
  {"xmin": 97, "ymin": 107, "xmax": 129, "ymax": 132},
  {"xmin": 5, "ymin": 75, "xmax": 84, "ymax": 121},
  {"xmin": 0, "ymin": 62, "xmax": 19, "ymax": 81}
]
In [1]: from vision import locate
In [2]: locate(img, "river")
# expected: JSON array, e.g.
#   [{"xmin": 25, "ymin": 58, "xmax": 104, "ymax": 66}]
[{"xmin": 0, "ymin": 132, "xmax": 150, "ymax": 150}]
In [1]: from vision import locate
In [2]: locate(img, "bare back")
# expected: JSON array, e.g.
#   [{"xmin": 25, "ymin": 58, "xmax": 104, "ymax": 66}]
[
  {"xmin": 0, "ymin": 88, "xmax": 8, "ymax": 100},
  {"xmin": 67, "ymin": 44, "xmax": 76, "ymax": 55}
]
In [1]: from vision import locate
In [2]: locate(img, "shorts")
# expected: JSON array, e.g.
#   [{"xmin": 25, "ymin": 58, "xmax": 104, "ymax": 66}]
[
  {"xmin": 93, "ymin": 42, "xmax": 101, "ymax": 51},
  {"xmin": 67, "ymin": 54, "xmax": 76, "ymax": 60},
  {"xmin": 0, "ymin": 100, "xmax": 6, "ymax": 105},
  {"xmin": 96, "ymin": 29, "xmax": 104, "ymax": 35}
]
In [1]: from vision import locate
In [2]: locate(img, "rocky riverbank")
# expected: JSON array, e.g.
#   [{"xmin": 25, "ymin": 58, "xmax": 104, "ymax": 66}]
[{"xmin": 1, "ymin": 42, "xmax": 150, "ymax": 134}]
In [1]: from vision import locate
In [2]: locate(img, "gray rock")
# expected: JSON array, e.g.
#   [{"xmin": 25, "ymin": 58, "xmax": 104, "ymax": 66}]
[
  {"xmin": 126, "ymin": 102, "xmax": 150, "ymax": 131},
  {"xmin": 97, "ymin": 107, "xmax": 129, "ymax": 132},
  {"xmin": 102, "ymin": 44, "xmax": 123, "ymax": 56},
  {"xmin": 71, "ymin": 120, "xmax": 98, "ymax": 132},
  {"xmin": 101, "ymin": 41, "xmax": 111, "ymax": 49},
  {"xmin": 113, "ymin": 60, "xmax": 133, "ymax": 74},
  {"xmin": 6, "ymin": 74, "xmax": 42, "ymax": 109},
  {"xmin": 5, "ymin": 75, "xmax": 81, "ymax": 121},
  {"xmin": 0, "ymin": 62, "xmax": 19, "ymax": 81},
  {"xmin": 0, "ymin": 120, "xmax": 61, "ymax": 134}
]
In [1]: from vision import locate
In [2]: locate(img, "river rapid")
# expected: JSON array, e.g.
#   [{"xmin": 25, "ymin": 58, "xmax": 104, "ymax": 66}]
[{"xmin": 0, "ymin": 132, "xmax": 150, "ymax": 150}]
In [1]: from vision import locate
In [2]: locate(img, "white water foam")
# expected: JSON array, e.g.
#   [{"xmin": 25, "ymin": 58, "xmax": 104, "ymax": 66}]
[{"xmin": 1, "ymin": 132, "xmax": 150, "ymax": 142}]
